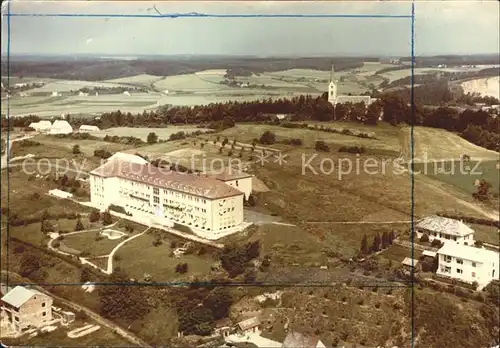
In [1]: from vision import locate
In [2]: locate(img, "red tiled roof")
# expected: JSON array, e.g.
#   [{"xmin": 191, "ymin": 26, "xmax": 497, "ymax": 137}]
[{"xmin": 90, "ymin": 159, "xmax": 243, "ymax": 200}]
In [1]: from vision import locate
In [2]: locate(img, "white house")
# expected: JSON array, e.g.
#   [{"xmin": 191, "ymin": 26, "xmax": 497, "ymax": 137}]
[
  {"xmin": 78, "ymin": 125, "xmax": 100, "ymax": 133},
  {"xmin": 208, "ymin": 168, "xmax": 253, "ymax": 200},
  {"xmin": 328, "ymin": 65, "xmax": 373, "ymax": 106},
  {"xmin": 123, "ymin": 91, "xmax": 131, "ymax": 96},
  {"xmin": 281, "ymin": 331, "xmax": 326, "ymax": 348},
  {"xmin": 415, "ymin": 215, "xmax": 475, "ymax": 246},
  {"xmin": 51, "ymin": 91, "xmax": 60, "ymax": 97},
  {"xmin": 437, "ymin": 242, "xmax": 499, "ymax": 287},
  {"xmin": 1, "ymin": 286, "xmax": 53, "ymax": 332},
  {"xmin": 49, "ymin": 120, "xmax": 73, "ymax": 135},
  {"xmin": 89, "ymin": 158, "xmax": 246, "ymax": 239}
]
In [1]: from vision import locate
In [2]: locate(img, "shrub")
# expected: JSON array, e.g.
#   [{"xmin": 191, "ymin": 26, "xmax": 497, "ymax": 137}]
[
  {"xmin": 89, "ymin": 210, "xmax": 100, "ymax": 223},
  {"xmin": 175, "ymin": 263, "xmax": 188, "ymax": 274},
  {"xmin": 259, "ymin": 131, "xmax": 276, "ymax": 145},
  {"xmin": 431, "ymin": 239, "xmax": 443, "ymax": 248},
  {"xmin": 75, "ymin": 219, "xmax": 84, "ymax": 231},
  {"xmin": 72, "ymin": 145, "xmax": 81, "ymax": 154},
  {"xmin": 315, "ymin": 140, "xmax": 330, "ymax": 152},
  {"xmin": 419, "ymin": 234, "xmax": 430, "ymax": 243}
]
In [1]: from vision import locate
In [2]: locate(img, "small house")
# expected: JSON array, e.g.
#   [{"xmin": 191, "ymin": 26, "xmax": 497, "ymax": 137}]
[
  {"xmin": 401, "ymin": 257, "xmax": 421, "ymax": 272},
  {"xmin": 1, "ymin": 286, "xmax": 53, "ymax": 332},
  {"xmin": 236, "ymin": 317, "xmax": 260, "ymax": 336},
  {"xmin": 415, "ymin": 215, "xmax": 475, "ymax": 246}
]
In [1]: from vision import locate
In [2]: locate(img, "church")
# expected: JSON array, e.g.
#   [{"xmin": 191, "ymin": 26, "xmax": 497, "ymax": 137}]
[{"xmin": 327, "ymin": 65, "xmax": 374, "ymax": 106}]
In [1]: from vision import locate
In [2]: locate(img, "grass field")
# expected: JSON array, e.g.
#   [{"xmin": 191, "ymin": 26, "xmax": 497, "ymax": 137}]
[
  {"xmin": 400, "ymin": 126, "xmax": 499, "ymax": 162},
  {"xmin": 413, "ymin": 160, "xmax": 500, "ymax": 196},
  {"xmin": 12, "ymin": 134, "xmax": 136, "ymax": 160}
]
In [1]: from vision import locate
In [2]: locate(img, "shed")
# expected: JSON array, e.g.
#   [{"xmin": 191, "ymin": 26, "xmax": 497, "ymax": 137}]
[
  {"xmin": 79, "ymin": 125, "xmax": 101, "ymax": 133},
  {"xmin": 282, "ymin": 331, "xmax": 326, "ymax": 348},
  {"xmin": 402, "ymin": 257, "xmax": 420, "ymax": 271}
]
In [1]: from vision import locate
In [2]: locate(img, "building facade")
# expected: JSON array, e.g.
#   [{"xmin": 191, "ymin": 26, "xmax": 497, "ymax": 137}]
[
  {"xmin": 89, "ymin": 158, "xmax": 245, "ymax": 238},
  {"xmin": 415, "ymin": 215, "xmax": 475, "ymax": 246},
  {"xmin": 437, "ymin": 242, "xmax": 499, "ymax": 287},
  {"xmin": 1, "ymin": 286, "xmax": 53, "ymax": 332}
]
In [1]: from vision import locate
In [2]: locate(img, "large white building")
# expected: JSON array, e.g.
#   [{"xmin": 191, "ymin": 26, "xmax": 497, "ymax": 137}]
[
  {"xmin": 415, "ymin": 215, "xmax": 475, "ymax": 246},
  {"xmin": 328, "ymin": 65, "xmax": 373, "ymax": 106},
  {"xmin": 437, "ymin": 242, "xmax": 499, "ymax": 287},
  {"xmin": 89, "ymin": 156, "xmax": 250, "ymax": 239}
]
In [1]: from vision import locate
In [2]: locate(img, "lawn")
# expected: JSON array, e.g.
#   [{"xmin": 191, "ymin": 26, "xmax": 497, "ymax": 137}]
[
  {"xmin": 61, "ymin": 230, "xmax": 123, "ymax": 257},
  {"xmin": 378, "ymin": 244, "xmax": 422, "ymax": 263},
  {"xmin": 469, "ymin": 223, "xmax": 499, "ymax": 246},
  {"xmin": 114, "ymin": 231, "xmax": 214, "ymax": 282}
]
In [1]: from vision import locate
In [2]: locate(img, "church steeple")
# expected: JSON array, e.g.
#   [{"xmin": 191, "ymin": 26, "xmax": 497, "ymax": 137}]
[{"xmin": 330, "ymin": 64, "xmax": 336, "ymax": 83}]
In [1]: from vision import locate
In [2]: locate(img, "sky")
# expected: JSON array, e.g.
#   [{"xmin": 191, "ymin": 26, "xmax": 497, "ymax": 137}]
[{"xmin": 1, "ymin": 1, "xmax": 499, "ymax": 57}]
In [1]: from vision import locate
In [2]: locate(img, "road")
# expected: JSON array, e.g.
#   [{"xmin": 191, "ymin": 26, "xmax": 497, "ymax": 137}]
[
  {"xmin": 0, "ymin": 270, "xmax": 151, "ymax": 347},
  {"xmin": 0, "ymin": 134, "xmax": 34, "ymax": 169}
]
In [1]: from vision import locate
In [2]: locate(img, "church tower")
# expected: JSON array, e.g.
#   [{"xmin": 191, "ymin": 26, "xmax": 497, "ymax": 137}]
[{"xmin": 328, "ymin": 64, "xmax": 337, "ymax": 106}]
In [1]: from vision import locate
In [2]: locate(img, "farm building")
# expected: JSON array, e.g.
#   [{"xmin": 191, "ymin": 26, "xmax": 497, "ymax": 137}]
[
  {"xmin": 123, "ymin": 91, "xmax": 131, "ymax": 96},
  {"xmin": 29, "ymin": 120, "xmax": 52, "ymax": 132},
  {"xmin": 401, "ymin": 257, "xmax": 421, "ymax": 273},
  {"xmin": 79, "ymin": 125, "xmax": 100, "ymax": 133},
  {"xmin": 51, "ymin": 91, "xmax": 61, "ymax": 97},
  {"xmin": 89, "ymin": 157, "xmax": 248, "ymax": 239},
  {"xmin": 437, "ymin": 242, "xmax": 499, "ymax": 287},
  {"xmin": 415, "ymin": 215, "xmax": 475, "ymax": 246},
  {"xmin": 1, "ymin": 286, "xmax": 53, "ymax": 332},
  {"xmin": 281, "ymin": 331, "xmax": 326, "ymax": 348},
  {"xmin": 49, "ymin": 120, "xmax": 73, "ymax": 134},
  {"xmin": 328, "ymin": 65, "xmax": 374, "ymax": 106}
]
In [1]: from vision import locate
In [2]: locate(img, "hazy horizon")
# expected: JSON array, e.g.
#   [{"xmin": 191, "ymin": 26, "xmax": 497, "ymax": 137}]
[{"xmin": 1, "ymin": 1, "xmax": 499, "ymax": 57}]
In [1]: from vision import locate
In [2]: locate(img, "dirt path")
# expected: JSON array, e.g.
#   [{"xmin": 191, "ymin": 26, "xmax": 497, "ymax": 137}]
[
  {"xmin": 105, "ymin": 227, "xmax": 150, "ymax": 274},
  {"xmin": 0, "ymin": 270, "xmax": 150, "ymax": 347}
]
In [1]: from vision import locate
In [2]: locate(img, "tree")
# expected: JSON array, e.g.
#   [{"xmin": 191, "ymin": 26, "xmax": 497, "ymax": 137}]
[
  {"xmin": 419, "ymin": 233, "xmax": 430, "ymax": 243},
  {"xmin": 19, "ymin": 253, "xmax": 47, "ymax": 282},
  {"xmin": 371, "ymin": 233, "xmax": 382, "ymax": 252},
  {"xmin": 98, "ymin": 268, "xmax": 150, "ymax": 321},
  {"xmin": 75, "ymin": 218, "xmax": 84, "ymax": 231},
  {"xmin": 41, "ymin": 219, "xmax": 54, "ymax": 233},
  {"xmin": 247, "ymin": 194, "xmax": 256, "ymax": 207},
  {"xmin": 175, "ymin": 263, "xmax": 188, "ymax": 274},
  {"xmin": 381, "ymin": 231, "xmax": 389, "ymax": 249},
  {"xmin": 473, "ymin": 179, "xmax": 492, "ymax": 201},
  {"xmin": 89, "ymin": 210, "xmax": 100, "ymax": 222},
  {"xmin": 147, "ymin": 132, "xmax": 158, "ymax": 144},
  {"xmin": 360, "ymin": 234, "xmax": 369, "ymax": 255},
  {"xmin": 203, "ymin": 287, "xmax": 233, "ymax": 320},
  {"xmin": 80, "ymin": 267, "xmax": 93, "ymax": 283},
  {"xmin": 102, "ymin": 211, "xmax": 112, "ymax": 225},
  {"xmin": 72, "ymin": 144, "xmax": 81, "ymax": 154},
  {"xmin": 259, "ymin": 131, "xmax": 276, "ymax": 145},
  {"xmin": 222, "ymin": 137, "xmax": 229, "ymax": 146}
]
